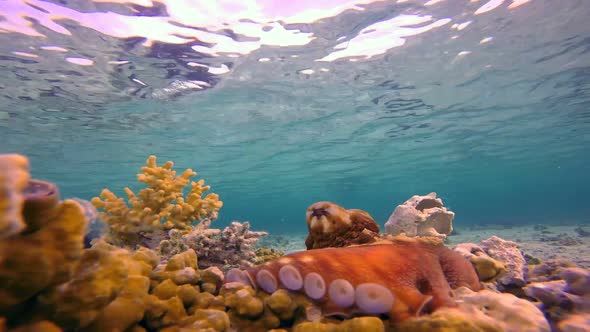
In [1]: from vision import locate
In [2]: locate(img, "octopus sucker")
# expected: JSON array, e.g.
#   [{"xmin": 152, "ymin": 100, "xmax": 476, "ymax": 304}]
[
  {"xmin": 355, "ymin": 283, "xmax": 395, "ymax": 315},
  {"xmin": 256, "ymin": 269, "xmax": 277, "ymax": 293},
  {"xmin": 233, "ymin": 238, "xmax": 481, "ymax": 322},
  {"xmin": 278, "ymin": 264, "xmax": 303, "ymax": 291},
  {"xmin": 303, "ymin": 272, "xmax": 326, "ymax": 300},
  {"xmin": 328, "ymin": 279, "xmax": 355, "ymax": 308}
]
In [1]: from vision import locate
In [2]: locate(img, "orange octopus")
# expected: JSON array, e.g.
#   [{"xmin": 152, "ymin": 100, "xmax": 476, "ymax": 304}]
[
  {"xmin": 305, "ymin": 201, "xmax": 380, "ymax": 249},
  {"xmin": 226, "ymin": 236, "xmax": 481, "ymax": 322}
]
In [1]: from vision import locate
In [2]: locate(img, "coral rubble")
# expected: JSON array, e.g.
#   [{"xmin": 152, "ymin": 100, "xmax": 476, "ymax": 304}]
[{"xmin": 384, "ymin": 192, "xmax": 454, "ymax": 240}]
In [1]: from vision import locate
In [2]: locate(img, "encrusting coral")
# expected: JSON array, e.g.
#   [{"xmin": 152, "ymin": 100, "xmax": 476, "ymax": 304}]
[{"xmin": 91, "ymin": 155, "xmax": 223, "ymax": 248}]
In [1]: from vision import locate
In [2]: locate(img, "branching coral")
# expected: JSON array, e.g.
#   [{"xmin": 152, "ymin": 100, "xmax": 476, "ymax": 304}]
[
  {"xmin": 158, "ymin": 219, "xmax": 268, "ymax": 269},
  {"xmin": 91, "ymin": 155, "xmax": 223, "ymax": 248}
]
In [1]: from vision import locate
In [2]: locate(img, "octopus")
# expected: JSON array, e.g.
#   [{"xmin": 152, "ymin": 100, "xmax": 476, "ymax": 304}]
[
  {"xmin": 225, "ymin": 236, "xmax": 482, "ymax": 322},
  {"xmin": 305, "ymin": 201, "xmax": 380, "ymax": 249}
]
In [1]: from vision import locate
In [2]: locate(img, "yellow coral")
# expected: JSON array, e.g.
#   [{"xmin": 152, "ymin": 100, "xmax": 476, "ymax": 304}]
[
  {"xmin": 36, "ymin": 241, "xmax": 131, "ymax": 329},
  {"xmin": 0, "ymin": 154, "xmax": 30, "ymax": 238},
  {"xmin": 265, "ymin": 290, "xmax": 298, "ymax": 321},
  {"xmin": 293, "ymin": 317, "xmax": 385, "ymax": 332},
  {"xmin": 151, "ymin": 249, "xmax": 201, "ymax": 285},
  {"xmin": 470, "ymin": 254, "xmax": 506, "ymax": 282},
  {"xmin": 222, "ymin": 284, "xmax": 264, "ymax": 319},
  {"xmin": 0, "ymin": 199, "xmax": 87, "ymax": 311},
  {"xmin": 6, "ymin": 321, "xmax": 63, "ymax": 332},
  {"xmin": 91, "ymin": 155, "xmax": 223, "ymax": 248}
]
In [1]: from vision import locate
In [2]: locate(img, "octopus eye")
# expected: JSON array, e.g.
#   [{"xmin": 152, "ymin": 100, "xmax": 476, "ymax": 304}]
[{"xmin": 416, "ymin": 278, "xmax": 432, "ymax": 295}]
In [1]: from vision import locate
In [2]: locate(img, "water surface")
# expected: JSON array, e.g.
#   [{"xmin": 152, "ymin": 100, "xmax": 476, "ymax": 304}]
[{"xmin": 1, "ymin": 0, "xmax": 589, "ymax": 233}]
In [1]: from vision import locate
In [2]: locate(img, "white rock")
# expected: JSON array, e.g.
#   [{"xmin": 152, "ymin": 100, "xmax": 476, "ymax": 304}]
[{"xmin": 384, "ymin": 192, "xmax": 454, "ymax": 240}]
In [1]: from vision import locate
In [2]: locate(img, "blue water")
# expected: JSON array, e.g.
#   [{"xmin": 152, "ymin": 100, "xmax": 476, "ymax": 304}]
[{"xmin": 1, "ymin": 0, "xmax": 589, "ymax": 234}]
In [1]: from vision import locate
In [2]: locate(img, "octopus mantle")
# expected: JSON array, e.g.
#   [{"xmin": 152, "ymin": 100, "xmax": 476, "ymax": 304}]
[{"xmin": 226, "ymin": 238, "xmax": 481, "ymax": 322}]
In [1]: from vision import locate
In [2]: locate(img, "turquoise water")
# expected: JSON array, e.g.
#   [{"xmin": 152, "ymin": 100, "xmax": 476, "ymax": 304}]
[{"xmin": 1, "ymin": 0, "xmax": 589, "ymax": 234}]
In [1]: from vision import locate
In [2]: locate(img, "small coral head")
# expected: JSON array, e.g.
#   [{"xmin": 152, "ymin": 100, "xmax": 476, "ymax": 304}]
[{"xmin": 306, "ymin": 201, "xmax": 351, "ymax": 234}]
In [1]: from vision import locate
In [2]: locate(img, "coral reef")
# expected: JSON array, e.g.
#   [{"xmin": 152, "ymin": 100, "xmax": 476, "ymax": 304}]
[
  {"xmin": 227, "ymin": 235, "xmax": 481, "ymax": 322},
  {"xmin": 158, "ymin": 219, "xmax": 269, "ymax": 269},
  {"xmin": 384, "ymin": 192, "xmax": 454, "ymax": 240},
  {"xmin": 0, "ymin": 156, "xmax": 581, "ymax": 332},
  {"xmin": 305, "ymin": 201, "xmax": 380, "ymax": 249},
  {"xmin": 91, "ymin": 155, "xmax": 223, "ymax": 248}
]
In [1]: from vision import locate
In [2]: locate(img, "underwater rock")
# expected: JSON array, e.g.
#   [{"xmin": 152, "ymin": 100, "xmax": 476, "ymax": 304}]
[
  {"xmin": 384, "ymin": 192, "xmax": 454, "ymax": 240},
  {"xmin": 558, "ymin": 313, "xmax": 590, "ymax": 332},
  {"xmin": 304, "ymin": 201, "xmax": 380, "ymax": 249},
  {"xmin": 454, "ymin": 287, "xmax": 551, "ymax": 332},
  {"xmin": 225, "ymin": 236, "xmax": 481, "ymax": 322},
  {"xmin": 454, "ymin": 242, "xmax": 506, "ymax": 282},
  {"xmin": 524, "ymin": 280, "xmax": 569, "ymax": 307},
  {"xmin": 395, "ymin": 287, "xmax": 551, "ymax": 332},
  {"xmin": 480, "ymin": 236, "xmax": 527, "ymax": 289},
  {"xmin": 561, "ymin": 267, "xmax": 590, "ymax": 296},
  {"xmin": 574, "ymin": 226, "xmax": 590, "ymax": 238},
  {"xmin": 529, "ymin": 259, "xmax": 580, "ymax": 282},
  {"xmin": 524, "ymin": 263, "xmax": 590, "ymax": 332}
]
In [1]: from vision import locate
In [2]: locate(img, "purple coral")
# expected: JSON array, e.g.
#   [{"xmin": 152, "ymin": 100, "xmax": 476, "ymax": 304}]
[{"xmin": 159, "ymin": 219, "xmax": 268, "ymax": 269}]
